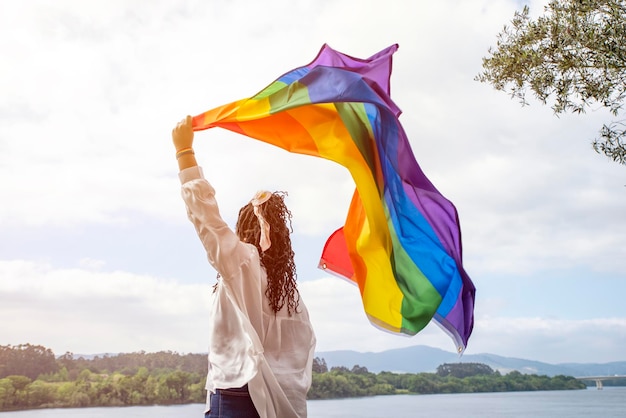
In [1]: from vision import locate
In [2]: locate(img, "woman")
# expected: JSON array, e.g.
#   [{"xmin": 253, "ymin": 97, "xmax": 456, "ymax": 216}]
[{"xmin": 172, "ymin": 116, "xmax": 316, "ymax": 418}]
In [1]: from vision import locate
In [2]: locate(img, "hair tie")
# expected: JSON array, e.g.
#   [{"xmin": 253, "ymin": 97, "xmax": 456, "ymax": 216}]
[{"xmin": 250, "ymin": 191, "xmax": 272, "ymax": 252}]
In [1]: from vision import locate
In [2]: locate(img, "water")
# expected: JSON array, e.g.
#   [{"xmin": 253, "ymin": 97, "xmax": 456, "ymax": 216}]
[{"xmin": 1, "ymin": 387, "xmax": 624, "ymax": 417}]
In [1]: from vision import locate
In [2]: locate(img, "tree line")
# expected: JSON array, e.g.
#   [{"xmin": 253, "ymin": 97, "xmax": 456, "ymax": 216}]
[
  {"xmin": 307, "ymin": 358, "xmax": 586, "ymax": 399},
  {"xmin": 0, "ymin": 344, "xmax": 206, "ymax": 411},
  {"xmin": 0, "ymin": 344, "xmax": 595, "ymax": 411}
]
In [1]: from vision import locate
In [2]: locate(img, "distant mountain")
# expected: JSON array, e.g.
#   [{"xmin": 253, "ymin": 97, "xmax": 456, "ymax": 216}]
[
  {"xmin": 315, "ymin": 345, "xmax": 626, "ymax": 377},
  {"xmin": 316, "ymin": 345, "xmax": 455, "ymax": 374}
]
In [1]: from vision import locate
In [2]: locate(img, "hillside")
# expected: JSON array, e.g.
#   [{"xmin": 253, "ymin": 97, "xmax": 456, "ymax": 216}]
[{"xmin": 316, "ymin": 345, "xmax": 626, "ymax": 377}]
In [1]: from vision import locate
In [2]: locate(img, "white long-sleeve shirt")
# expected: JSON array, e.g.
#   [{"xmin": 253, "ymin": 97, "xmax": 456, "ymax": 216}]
[{"xmin": 179, "ymin": 166, "xmax": 316, "ymax": 417}]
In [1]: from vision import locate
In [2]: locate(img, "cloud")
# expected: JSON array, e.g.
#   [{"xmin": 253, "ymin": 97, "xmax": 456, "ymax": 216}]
[
  {"xmin": 2, "ymin": 261, "xmax": 623, "ymax": 363},
  {"xmin": 0, "ymin": 260, "xmax": 211, "ymax": 354},
  {"xmin": 1, "ymin": 0, "xmax": 625, "ymax": 365},
  {"xmin": 0, "ymin": 258, "xmax": 231, "ymax": 354},
  {"xmin": 468, "ymin": 315, "xmax": 626, "ymax": 364},
  {"xmin": 301, "ymin": 277, "xmax": 626, "ymax": 364}
]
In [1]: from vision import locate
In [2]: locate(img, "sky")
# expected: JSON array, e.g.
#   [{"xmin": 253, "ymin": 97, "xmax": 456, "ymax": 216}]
[{"xmin": 1, "ymin": 0, "xmax": 625, "ymax": 365}]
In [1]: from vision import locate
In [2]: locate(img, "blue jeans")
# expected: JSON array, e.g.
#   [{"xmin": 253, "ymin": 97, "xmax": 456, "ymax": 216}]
[{"xmin": 205, "ymin": 384, "xmax": 260, "ymax": 418}]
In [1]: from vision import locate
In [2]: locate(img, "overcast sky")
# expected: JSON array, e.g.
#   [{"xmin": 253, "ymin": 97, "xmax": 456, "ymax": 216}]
[{"xmin": 1, "ymin": 0, "xmax": 624, "ymax": 365}]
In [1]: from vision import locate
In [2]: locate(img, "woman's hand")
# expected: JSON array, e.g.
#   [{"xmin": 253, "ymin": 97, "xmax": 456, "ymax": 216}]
[
  {"xmin": 172, "ymin": 115, "xmax": 198, "ymax": 170},
  {"xmin": 172, "ymin": 115, "xmax": 194, "ymax": 151}
]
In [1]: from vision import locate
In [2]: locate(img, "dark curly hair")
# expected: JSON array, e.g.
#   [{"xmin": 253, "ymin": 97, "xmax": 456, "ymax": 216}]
[{"xmin": 235, "ymin": 191, "xmax": 300, "ymax": 315}]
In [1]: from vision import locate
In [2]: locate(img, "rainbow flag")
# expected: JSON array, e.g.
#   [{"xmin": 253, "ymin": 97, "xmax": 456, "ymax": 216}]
[{"xmin": 192, "ymin": 44, "xmax": 475, "ymax": 352}]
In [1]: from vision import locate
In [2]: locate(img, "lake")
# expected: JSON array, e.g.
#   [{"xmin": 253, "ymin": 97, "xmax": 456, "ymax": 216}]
[{"xmin": 1, "ymin": 387, "xmax": 624, "ymax": 417}]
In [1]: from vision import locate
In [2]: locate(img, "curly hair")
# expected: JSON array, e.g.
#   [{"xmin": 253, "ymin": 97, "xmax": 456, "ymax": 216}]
[{"xmin": 235, "ymin": 191, "xmax": 300, "ymax": 315}]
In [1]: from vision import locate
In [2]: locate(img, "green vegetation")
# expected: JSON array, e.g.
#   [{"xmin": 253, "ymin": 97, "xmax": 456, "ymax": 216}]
[
  {"xmin": 477, "ymin": 0, "xmax": 626, "ymax": 164},
  {"xmin": 307, "ymin": 359, "xmax": 586, "ymax": 399},
  {"xmin": 0, "ymin": 344, "xmax": 206, "ymax": 411},
  {"xmin": 1, "ymin": 344, "xmax": 588, "ymax": 411}
]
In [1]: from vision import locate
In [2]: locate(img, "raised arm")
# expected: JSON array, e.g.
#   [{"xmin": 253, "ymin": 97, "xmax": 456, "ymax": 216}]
[{"xmin": 172, "ymin": 116, "xmax": 257, "ymax": 285}]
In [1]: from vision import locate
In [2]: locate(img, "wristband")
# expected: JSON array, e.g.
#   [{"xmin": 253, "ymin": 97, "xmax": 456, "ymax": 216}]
[{"xmin": 176, "ymin": 147, "xmax": 194, "ymax": 159}]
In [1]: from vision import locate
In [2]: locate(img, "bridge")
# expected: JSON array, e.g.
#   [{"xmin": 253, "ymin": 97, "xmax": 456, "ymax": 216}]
[{"xmin": 574, "ymin": 375, "xmax": 626, "ymax": 390}]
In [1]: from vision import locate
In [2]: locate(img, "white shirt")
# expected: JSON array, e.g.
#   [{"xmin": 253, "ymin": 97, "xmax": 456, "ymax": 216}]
[{"xmin": 179, "ymin": 166, "xmax": 316, "ymax": 418}]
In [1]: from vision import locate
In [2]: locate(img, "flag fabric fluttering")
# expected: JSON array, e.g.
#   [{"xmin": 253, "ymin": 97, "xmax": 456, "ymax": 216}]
[{"xmin": 192, "ymin": 44, "xmax": 475, "ymax": 353}]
